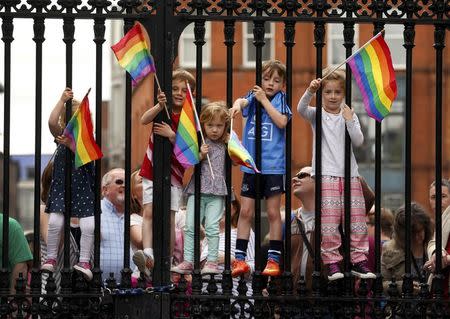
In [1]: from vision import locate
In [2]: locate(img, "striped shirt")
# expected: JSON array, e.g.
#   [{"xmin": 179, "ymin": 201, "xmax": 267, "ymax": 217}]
[{"xmin": 140, "ymin": 112, "xmax": 185, "ymax": 187}]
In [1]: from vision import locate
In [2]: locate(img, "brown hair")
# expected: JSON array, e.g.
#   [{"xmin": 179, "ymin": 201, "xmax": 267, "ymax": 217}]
[
  {"xmin": 394, "ymin": 202, "xmax": 434, "ymax": 250},
  {"xmin": 41, "ymin": 160, "xmax": 54, "ymax": 203},
  {"xmin": 173, "ymin": 68, "xmax": 196, "ymax": 92},
  {"xmin": 130, "ymin": 170, "xmax": 142, "ymax": 215},
  {"xmin": 368, "ymin": 208, "xmax": 394, "ymax": 238},
  {"xmin": 262, "ymin": 60, "xmax": 286, "ymax": 84},
  {"xmin": 321, "ymin": 66, "xmax": 346, "ymax": 92},
  {"xmin": 199, "ymin": 101, "xmax": 230, "ymax": 143}
]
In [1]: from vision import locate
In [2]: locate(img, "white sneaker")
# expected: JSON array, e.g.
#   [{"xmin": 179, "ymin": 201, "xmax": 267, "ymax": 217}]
[{"xmin": 132, "ymin": 250, "xmax": 153, "ymax": 278}]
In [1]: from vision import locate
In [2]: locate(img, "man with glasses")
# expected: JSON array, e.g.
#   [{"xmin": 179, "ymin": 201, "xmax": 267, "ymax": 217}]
[
  {"xmin": 100, "ymin": 168, "xmax": 130, "ymax": 280},
  {"xmin": 290, "ymin": 166, "xmax": 317, "ymax": 291}
]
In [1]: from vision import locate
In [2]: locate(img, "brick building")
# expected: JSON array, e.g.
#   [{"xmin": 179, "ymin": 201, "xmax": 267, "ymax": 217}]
[{"xmin": 121, "ymin": 21, "xmax": 449, "ymax": 214}]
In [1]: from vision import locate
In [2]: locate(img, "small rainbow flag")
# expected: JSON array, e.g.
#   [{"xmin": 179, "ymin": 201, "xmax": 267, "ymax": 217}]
[
  {"xmin": 174, "ymin": 83, "xmax": 200, "ymax": 168},
  {"xmin": 111, "ymin": 23, "xmax": 156, "ymax": 87},
  {"xmin": 347, "ymin": 32, "xmax": 397, "ymax": 122},
  {"xmin": 228, "ymin": 130, "xmax": 260, "ymax": 173},
  {"xmin": 63, "ymin": 89, "xmax": 103, "ymax": 168}
]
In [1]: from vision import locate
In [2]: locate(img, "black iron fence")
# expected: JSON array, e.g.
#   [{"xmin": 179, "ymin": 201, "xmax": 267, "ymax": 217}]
[{"xmin": 1, "ymin": 0, "xmax": 450, "ymax": 318}]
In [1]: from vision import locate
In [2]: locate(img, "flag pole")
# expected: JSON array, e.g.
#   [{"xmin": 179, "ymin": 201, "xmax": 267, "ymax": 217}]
[
  {"xmin": 187, "ymin": 82, "xmax": 215, "ymax": 179},
  {"xmin": 322, "ymin": 29, "xmax": 385, "ymax": 81},
  {"xmin": 153, "ymin": 73, "xmax": 171, "ymax": 120}
]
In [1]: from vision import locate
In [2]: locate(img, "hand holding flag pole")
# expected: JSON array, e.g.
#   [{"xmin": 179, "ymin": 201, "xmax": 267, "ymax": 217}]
[
  {"xmin": 187, "ymin": 82, "xmax": 215, "ymax": 180},
  {"xmin": 153, "ymin": 73, "xmax": 171, "ymax": 120}
]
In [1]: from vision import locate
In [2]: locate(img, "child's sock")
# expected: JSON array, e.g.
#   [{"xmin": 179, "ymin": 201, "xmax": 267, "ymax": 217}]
[
  {"xmin": 144, "ymin": 248, "xmax": 154, "ymax": 260},
  {"xmin": 268, "ymin": 240, "xmax": 283, "ymax": 264},
  {"xmin": 235, "ymin": 239, "xmax": 249, "ymax": 261}
]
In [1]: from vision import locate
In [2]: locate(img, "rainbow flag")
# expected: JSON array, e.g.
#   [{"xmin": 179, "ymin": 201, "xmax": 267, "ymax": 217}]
[
  {"xmin": 228, "ymin": 130, "xmax": 260, "ymax": 173},
  {"xmin": 174, "ymin": 83, "xmax": 200, "ymax": 168},
  {"xmin": 347, "ymin": 33, "xmax": 397, "ymax": 122},
  {"xmin": 111, "ymin": 23, "xmax": 156, "ymax": 87},
  {"xmin": 63, "ymin": 90, "xmax": 103, "ymax": 168}
]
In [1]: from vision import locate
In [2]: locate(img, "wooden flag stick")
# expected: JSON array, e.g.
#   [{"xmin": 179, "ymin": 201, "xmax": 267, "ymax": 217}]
[
  {"xmin": 154, "ymin": 72, "xmax": 171, "ymax": 120},
  {"xmin": 322, "ymin": 29, "xmax": 385, "ymax": 81},
  {"xmin": 187, "ymin": 82, "xmax": 215, "ymax": 179}
]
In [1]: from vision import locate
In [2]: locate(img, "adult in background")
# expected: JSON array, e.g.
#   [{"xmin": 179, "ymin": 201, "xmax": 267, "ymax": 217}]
[
  {"xmin": 0, "ymin": 213, "xmax": 32, "ymax": 293},
  {"xmin": 429, "ymin": 179, "xmax": 450, "ymax": 214},
  {"xmin": 100, "ymin": 168, "xmax": 133, "ymax": 280}
]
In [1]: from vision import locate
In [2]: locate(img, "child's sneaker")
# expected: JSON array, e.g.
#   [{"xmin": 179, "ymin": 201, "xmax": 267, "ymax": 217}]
[
  {"xmin": 170, "ymin": 261, "xmax": 193, "ymax": 274},
  {"xmin": 231, "ymin": 260, "xmax": 250, "ymax": 278},
  {"xmin": 327, "ymin": 263, "xmax": 344, "ymax": 281},
  {"xmin": 74, "ymin": 262, "xmax": 93, "ymax": 281},
  {"xmin": 261, "ymin": 259, "xmax": 281, "ymax": 277},
  {"xmin": 201, "ymin": 261, "xmax": 220, "ymax": 275},
  {"xmin": 41, "ymin": 259, "xmax": 57, "ymax": 273},
  {"xmin": 351, "ymin": 261, "xmax": 376, "ymax": 279},
  {"xmin": 132, "ymin": 250, "xmax": 153, "ymax": 278}
]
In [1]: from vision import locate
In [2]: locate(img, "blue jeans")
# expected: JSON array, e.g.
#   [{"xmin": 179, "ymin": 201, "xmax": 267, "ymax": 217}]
[{"xmin": 184, "ymin": 194, "xmax": 224, "ymax": 262}]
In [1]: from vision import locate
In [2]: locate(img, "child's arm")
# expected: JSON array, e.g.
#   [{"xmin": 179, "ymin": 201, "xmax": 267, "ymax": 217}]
[
  {"xmin": 229, "ymin": 98, "xmax": 248, "ymax": 119},
  {"xmin": 253, "ymin": 85, "xmax": 288, "ymax": 129},
  {"xmin": 342, "ymin": 105, "xmax": 364, "ymax": 147},
  {"xmin": 297, "ymin": 79, "xmax": 320, "ymax": 122},
  {"xmin": 153, "ymin": 122, "xmax": 176, "ymax": 143},
  {"xmin": 199, "ymin": 143, "xmax": 209, "ymax": 161},
  {"xmin": 48, "ymin": 88, "xmax": 73, "ymax": 138},
  {"xmin": 141, "ymin": 90, "xmax": 167, "ymax": 125}
]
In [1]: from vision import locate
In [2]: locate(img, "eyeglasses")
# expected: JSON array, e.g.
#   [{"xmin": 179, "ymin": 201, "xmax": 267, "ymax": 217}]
[
  {"xmin": 296, "ymin": 172, "xmax": 311, "ymax": 180},
  {"xmin": 114, "ymin": 179, "xmax": 124, "ymax": 185}
]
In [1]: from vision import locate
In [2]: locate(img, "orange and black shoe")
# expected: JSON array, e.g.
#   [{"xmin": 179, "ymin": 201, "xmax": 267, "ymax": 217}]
[
  {"xmin": 231, "ymin": 260, "xmax": 251, "ymax": 278},
  {"xmin": 261, "ymin": 259, "xmax": 281, "ymax": 277}
]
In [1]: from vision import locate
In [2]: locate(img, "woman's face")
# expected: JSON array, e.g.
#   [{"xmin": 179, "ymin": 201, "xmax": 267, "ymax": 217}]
[{"xmin": 132, "ymin": 172, "xmax": 143, "ymax": 204}]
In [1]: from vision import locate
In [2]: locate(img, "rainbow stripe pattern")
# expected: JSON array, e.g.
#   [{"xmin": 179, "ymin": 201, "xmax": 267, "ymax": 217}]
[
  {"xmin": 348, "ymin": 33, "xmax": 397, "ymax": 122},
  {"xmin": 111, "ymin": 23, "xmax": 156, "ymax": 87},
  {"xmin": 63, "ymin": 91, "xmax": 103, "ymax": 168},
  {"xmin": 174, "ymin": 84, "xmax": 200, "ymax": 168},
  {"xmin": 228, "ymin": 130, "xmax": 260, "ymax": 173}
]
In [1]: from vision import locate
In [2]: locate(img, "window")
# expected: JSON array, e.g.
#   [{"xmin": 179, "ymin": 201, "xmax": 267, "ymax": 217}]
[
  {"xmin": 178, "ymin": 22, "xmax": 211, "ymax": 68},
  {"xmin": 384, "ymin": 24, "xmax": 406, "ymax": 69},
  {"xmin": 327, "ymin": 24, "xmax": 359, "ymax": 66},
  {"xmin": 242, "ymin": 22, "xmax": 275, "ymax": 67}
]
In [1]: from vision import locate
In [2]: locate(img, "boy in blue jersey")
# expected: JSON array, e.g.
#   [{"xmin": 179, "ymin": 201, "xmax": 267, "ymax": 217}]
[{"xmin": 229, "ymin": 60, "xmax": 292, "ymax": 277}]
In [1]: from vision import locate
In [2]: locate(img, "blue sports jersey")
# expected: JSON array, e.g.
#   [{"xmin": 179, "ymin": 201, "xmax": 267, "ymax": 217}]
[{"xmin": 241, "ymin": 90, "xmax": 292, "ymax": 174}]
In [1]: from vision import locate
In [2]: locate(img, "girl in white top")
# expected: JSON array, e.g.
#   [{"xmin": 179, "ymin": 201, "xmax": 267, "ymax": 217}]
[{"xmin": 297, "ymin": 68, "xmax": 375, "ymax": 281}]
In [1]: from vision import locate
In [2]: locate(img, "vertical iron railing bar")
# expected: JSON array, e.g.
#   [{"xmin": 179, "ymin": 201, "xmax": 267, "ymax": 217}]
[
  {"xmin": 432, "ymin": 23, "xmax": 446, "ymax": 297},
  {"xmin": 61, "ymin": 15, "xmax": 74, "ymax": 295},
  {"xmin": 223, "ymin": 17, "xmax": 235, "ymax": 295},
  {"xmin": 282, "ymin": 18, "xmax": 295, "ymax": 295},
  {"xmin": 252, "ymin": 15, "xmax": 264, "ymax": 300},
  {"xmin": 402, "ymin": 21, "xmax": 415, "ymax": 297},
  {"xmin": 372, "ymin": 20, "xmax": 385, "ymax": 300},
  {"xmin": 342, "ymin": 20, "xmax": 355, "ymax": 296},
  {"xmin": 92, "ymin": 16, "xmax": 105, "ymax": 290},
  {"xmin": 312, "ymin": 20, "xmax": 325, "ymax": 296},
  {"xmin": 121, "ymin": 17, "xmax": 133, "ymax": 288},
  {"xmin": 31, "ymin": 15, "xmax": 45, "ymax": 304},
  {"xmin": 0, "ymin": 15, "xmax": 13, "ymax": 294},
  {"xmin": 192, "ymin": 17, "xmax": 206, "ymax": 295}
]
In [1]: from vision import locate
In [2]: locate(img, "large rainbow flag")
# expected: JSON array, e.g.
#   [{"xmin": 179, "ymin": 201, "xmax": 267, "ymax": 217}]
[
  {"xmin": 63, "ymin": 90, "xmax": 103, "ymax": 168},
  {"xmin": 174, "ymin": 83, "xmax": 200, "ymax": 168},
  {"xmin": 228, "ymin": 130, "xmax": 260, "ymax": 173},
  {"xmin": 347, "ymin": 32, "xmax": 397, "ymax": 122},
  {"xmin": 111, "ymin": 23, "xmax": 156, "ymax": 87}
]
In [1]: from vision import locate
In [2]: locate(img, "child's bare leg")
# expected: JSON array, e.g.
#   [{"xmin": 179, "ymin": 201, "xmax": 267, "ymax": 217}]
[
  {"xmin": 142, "ymin": 203, "xmax": 153, "ymax": 253},
  {"xmin": 236, "ymin": 196, "xmax": 255, "ymax": 240},
  {"xmin": 266, "ymin": 194, "xmax": 282, "ymax": 241}
]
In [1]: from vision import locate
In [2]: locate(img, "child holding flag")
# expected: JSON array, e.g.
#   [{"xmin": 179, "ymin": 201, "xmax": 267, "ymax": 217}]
[
  {"xmin": 41, "ymin": 87, "xmax": 96, "ymax": 281},
  {"xmin": 171, "ymin": 101, "xmax": 230, "ymax": 275},
  {"xmin": 229, "ymin": 60, "xmax": 292, "ymax": 278},
  {"xmin": 133, "ymin": 69, "xmax": 196, "ymax": 278},
  {"xmin": 297, "ymin": 68, "xmax": 375, "ymax": 281}
]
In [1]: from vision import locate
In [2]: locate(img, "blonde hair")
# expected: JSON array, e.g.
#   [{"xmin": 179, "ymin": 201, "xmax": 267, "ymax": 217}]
[
  {"xmin": 262, "ymin": 60, "xmax": 286, "ymax": 84},
  {"xmin": 321, "ymin": 67, "xmax": 346, "ymax": 91},
  {"xmin": 199, "ymin": 101, "xmax": 230, "ymax": 143},
  {"xmin": 173, "ymin": 68, "xmax": 196, "ymax": 92},
  {"xmin": 58, "ymin": 99, "xmax": 81, "ymax": 130},
  {"xmin": 130, "ymin": 170, "xmax": 142, "ymax": 215}
]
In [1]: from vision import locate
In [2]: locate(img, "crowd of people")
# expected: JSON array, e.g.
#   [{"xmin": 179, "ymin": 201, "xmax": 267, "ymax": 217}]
[{"xmin": 5, "ymin": 62, "xmax": 450, "ymax": 300}]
